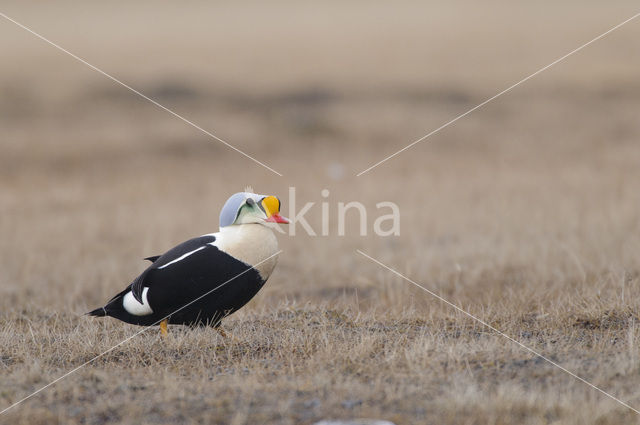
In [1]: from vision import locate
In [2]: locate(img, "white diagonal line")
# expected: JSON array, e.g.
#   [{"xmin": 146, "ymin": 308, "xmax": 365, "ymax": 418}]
[
  {"xmin": 356, "ymin": 249, "xmax": 640, "ymax": 415},
  {"xmin": 356, "ymin": 11, "xmax": 640, "ymax": 176},
  {"xmin": 0, "ymin": 11, "xmax": 283, "ymax": 177},
  {"xmin": 0, "ymin": 250, "xmax": 282, "ymax": 416}
]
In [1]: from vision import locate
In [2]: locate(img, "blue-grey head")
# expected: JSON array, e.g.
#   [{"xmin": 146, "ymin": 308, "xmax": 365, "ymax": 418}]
[{"xmin": 219, "ymin": 190, "xmax": 289, "ymax": 228}]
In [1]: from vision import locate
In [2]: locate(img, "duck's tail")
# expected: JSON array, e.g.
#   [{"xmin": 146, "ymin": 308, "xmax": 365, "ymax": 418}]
[{"xmin": 86, "ymin": 307, "xmax": 107, "ymax": 317}]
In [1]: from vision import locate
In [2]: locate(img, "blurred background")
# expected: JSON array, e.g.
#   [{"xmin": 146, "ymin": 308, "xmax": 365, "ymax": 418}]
[
  {"xmin": 1, "ymin": 1, "xmax": 639, "ymax": 309},
  {"xmin": 1, "ymin": 1, "xmax": 640, "ymax": 423},
  {"xmin": 0, "ymin": 1, "xmax": 640, "ymax": 311}
]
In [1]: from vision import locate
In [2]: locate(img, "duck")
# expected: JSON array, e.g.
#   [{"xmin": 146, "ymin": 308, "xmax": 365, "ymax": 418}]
[{"xmin": 88, "ymin": 189, "xmax": 289, "ymax": 336}]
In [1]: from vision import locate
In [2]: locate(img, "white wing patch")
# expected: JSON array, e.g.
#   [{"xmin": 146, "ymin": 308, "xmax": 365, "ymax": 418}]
[
  {"xmin": 157, "ymin": 246, "xmax": 207, "ymax": 269},
  {"xmin": 123, "ymin": 287, "xmax": 153, "ymax": 316}
]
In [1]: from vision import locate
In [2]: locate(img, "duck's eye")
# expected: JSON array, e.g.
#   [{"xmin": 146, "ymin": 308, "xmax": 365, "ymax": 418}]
[{"xmin": 246, "ymin": 198, "xmax": 255, "ymax": 206}]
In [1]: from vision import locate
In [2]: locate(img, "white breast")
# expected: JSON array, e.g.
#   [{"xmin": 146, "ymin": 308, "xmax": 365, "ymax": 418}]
[{"xmin": 207, "ymin": 224, "xmax": 279, "ymax": 280}]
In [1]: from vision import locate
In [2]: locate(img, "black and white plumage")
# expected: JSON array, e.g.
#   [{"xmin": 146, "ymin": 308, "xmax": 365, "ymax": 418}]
[{"xmin": 88, "ymin": 191, "xmax": 289, "ymax": 332}]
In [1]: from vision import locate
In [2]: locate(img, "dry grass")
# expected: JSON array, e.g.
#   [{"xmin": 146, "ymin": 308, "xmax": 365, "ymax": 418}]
[{"xmin": 2, "ymin": 1, "xmax": 640, "ymax": 424}]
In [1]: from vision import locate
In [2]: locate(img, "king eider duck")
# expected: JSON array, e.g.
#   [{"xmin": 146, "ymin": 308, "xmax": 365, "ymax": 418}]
[{"xmin": 88, "ymin": 190, "xmax": 289, "ymax": 336}]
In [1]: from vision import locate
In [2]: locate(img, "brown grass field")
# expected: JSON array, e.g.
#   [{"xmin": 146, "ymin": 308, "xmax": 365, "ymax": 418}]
[{"xmin": 2, "ymin": 1, "xmax": 640, "ymax": 424}]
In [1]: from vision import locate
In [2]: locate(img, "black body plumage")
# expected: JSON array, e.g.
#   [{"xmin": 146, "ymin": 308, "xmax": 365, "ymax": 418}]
[{"xmin": 88, "ymin": 235, "xmax": 265, "ymax": 327}]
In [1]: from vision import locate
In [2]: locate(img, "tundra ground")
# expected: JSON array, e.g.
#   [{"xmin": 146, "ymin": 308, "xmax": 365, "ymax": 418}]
[{"xmin": 1, "ymin": 1, "xmax": 640, "ymax": 424}]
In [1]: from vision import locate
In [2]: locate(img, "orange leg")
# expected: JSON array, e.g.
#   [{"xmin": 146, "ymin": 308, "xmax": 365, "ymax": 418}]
[{"xmin": 160, "ymin": 319, "xmax": 168, "ymax": 337}]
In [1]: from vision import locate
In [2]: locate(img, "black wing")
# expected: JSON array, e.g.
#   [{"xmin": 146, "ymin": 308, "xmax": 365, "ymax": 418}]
[
  {"xmin": 144, "ymin": 256, "xmax": 161, "ymax": 263},
  {"xmin": 144, "ymin": 245, "xmax": 260, "ymax": 324},
  {"xmin": 131, "ymin": 235, "xmax": 216, "ymax": 303}
]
